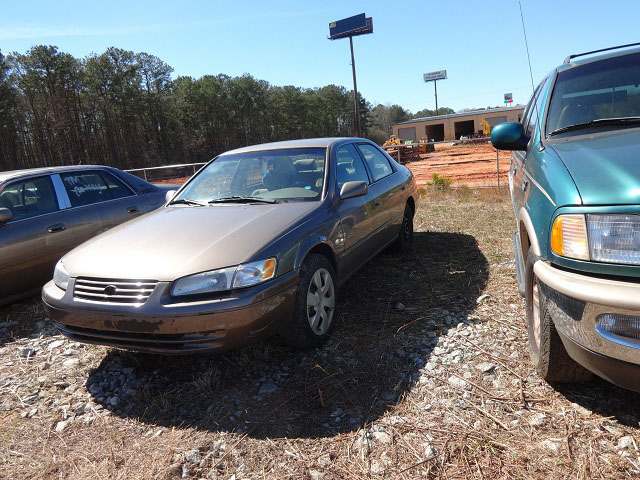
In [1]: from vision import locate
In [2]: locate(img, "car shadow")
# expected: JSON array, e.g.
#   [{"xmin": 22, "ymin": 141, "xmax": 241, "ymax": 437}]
[
  {"xmin": 86, "ymin": 231, "xmax": 489, "ymax": 438},
  {"xmin": 552, "ymin": 377, "xmax": 640, "ymax": 429}
]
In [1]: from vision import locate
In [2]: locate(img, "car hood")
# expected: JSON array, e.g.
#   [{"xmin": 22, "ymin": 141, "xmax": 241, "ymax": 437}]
[
  {"xmin": 63, "ymin": 202, "xmax": 317, "ymax": 281},
  {"xmin": 550, "ymin": 129, "xmax": 640, "ymax": 205}
]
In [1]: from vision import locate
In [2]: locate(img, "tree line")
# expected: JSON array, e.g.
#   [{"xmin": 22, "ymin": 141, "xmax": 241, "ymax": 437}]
[{"xmin": 0, "ymin": 45, "xmax": 453, "ymax": 172}]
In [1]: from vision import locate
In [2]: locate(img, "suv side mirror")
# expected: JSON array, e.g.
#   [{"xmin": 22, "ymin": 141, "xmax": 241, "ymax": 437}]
[
  {"xmin": 0, "ymin": 207, "xmax": 13, "ymax": 225},
  {"xmin": 339, "ymin": 181, "xmax": 368, "ymax": 201},
  {"xmin": 491, "ymin": 122, "xmax": 529, "ymax": 151},
  {"xmin": 165, "ymin": 190, "xmax": 177, "ymax": 203}
]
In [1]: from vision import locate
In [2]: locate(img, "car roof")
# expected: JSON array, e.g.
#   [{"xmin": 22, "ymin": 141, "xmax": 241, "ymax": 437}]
[
  {"xmin": 555, "ymin": 45, "xmax": 640, "ymax": 73},
  {"xmin": 222, "ymin": 137, "xmax": 358, "ymax": 155},
  {"xmin": 0, "ymin": 165, "xmax": 113, "ymax": 184}
]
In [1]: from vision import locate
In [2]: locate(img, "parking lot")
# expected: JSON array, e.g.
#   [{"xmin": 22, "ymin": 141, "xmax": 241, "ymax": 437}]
[{"xmin": 1, "ymin": 189, "xmax": 639, "ymax": 479}]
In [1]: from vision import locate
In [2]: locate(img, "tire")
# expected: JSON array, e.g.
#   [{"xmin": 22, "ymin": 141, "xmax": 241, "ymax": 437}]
[
  {"xmin": 525, "ymin": 250, "xmax": 592, "ymax": 383},
  {"xmin": 392, "ymin": 203, "xmax": 414, "ymax": 252},
  {"xmin": 280, "ymin": 253, "xmax": 337, "ymax": 349}
]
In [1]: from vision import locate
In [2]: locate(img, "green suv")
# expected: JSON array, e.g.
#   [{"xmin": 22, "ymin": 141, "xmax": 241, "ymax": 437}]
[{"xmin": 491, "ymin": 44, "xmax": 640, "ymax": 391}]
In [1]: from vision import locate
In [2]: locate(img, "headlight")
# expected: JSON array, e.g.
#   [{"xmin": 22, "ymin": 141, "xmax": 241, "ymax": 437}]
[
  {"xmin": 551, "ymin": 214, "xmax": 589, "ymax": 260},
  {"xmin": 587, "ymin": 214, "xmax": 640, "ymax": 265},
  {"xmin": 232, "ymin": 258, "xmax": 276, "ymax": 288},
  {"xmin": 53, "ymin": 260, "xmax": 69, "ymax": 290},
  {"xmin": 172, "ymin": 266, "xmax": 237, "ymax": 296},
  {"xmin": 171, "ymin": 258, "xmax": 276, "ymax": 296}
]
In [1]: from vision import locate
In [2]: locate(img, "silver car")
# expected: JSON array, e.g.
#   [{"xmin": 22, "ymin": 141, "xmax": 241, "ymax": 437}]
[{"xmin": 0, "ymin": 165, "xmax": 174, "ymax": 305}]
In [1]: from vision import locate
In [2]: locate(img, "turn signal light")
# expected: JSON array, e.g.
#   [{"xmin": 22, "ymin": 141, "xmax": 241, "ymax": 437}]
[{"xmin": 551, "ymin": 214, "xmax": 589, "ymax": 260}]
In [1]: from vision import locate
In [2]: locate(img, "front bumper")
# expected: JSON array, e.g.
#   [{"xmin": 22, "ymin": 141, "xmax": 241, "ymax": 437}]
[
  {"xmin": 534, "ymin": 261, "xmax": 640, "ymax": 389},
  {"xmin": 42, "ymin": 270, "xmax": 298, "ymax": 354}
]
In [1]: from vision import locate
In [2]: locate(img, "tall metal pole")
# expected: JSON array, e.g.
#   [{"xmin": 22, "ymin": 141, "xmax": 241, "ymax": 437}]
[
  {"xmin": 434, "ymin": 80, "xmax": 438, "ymax": 116},
  {"xmin": 349, "ymin": 36, "xmax": 361, "ymax": 137}
]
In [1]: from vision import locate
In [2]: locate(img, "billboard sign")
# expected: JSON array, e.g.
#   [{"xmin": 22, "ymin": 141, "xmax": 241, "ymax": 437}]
[
  {"xmin": 504, "ymin": 93, "xmax": 513, "ymax": 102},
  {"xmin": 423, "ymin": 70, "xmax": 447, "ymax": 82},
  {"xmin": 329, "ymin": 14, "xmax": 373, "ymax": 40}
]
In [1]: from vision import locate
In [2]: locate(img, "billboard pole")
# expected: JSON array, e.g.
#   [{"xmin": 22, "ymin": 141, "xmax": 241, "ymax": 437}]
[
  {"xmin": 349, "ymin": 36, "xmax": 361, "ymax": 137},
  {"xmin": 434, "ymin": 80, "xmax": 438, "ymax": 116},
  {"xmin": 328, "ymin": 13, "xmax": 372, "ymax": 139}
]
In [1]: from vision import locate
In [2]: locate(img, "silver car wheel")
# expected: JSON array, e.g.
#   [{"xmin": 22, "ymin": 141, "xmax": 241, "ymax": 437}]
[
  {"xmin": 306, "ymin": 268, "xmax": 335, "ymax": 335},
  {"xmin": 532, "ymin": 277, "xmax": 541, "ymax": 349}
]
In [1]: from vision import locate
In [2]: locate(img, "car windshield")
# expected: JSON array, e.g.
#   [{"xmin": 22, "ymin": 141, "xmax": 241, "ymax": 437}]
[
  {"xmin": 174, "ymin": 148, "xmax": 326, "ymax": 203},
  {"xmin": 546, "ymin": 52, "xmax": 640, "ymax": 135}
]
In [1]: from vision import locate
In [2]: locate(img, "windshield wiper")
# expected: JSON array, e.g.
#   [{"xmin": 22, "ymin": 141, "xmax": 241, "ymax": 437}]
[
  {"xmin": 549, "ymin": 117, "xmax": 640, "ymax": 136},
  {"xmin": 168, "ymin": 198, "xmax": 206, "ymax": 206},
  {"xmin": 208, "ymin": 196, "xmax": 279, "ymax": 204}
]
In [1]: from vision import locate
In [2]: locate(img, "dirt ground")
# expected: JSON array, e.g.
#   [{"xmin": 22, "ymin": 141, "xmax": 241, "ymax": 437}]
[
  {"xmin": 403, "ymin": 143, "xmax": 511, "ymax": 188},
  {"xmin": 2, "ymin": 189, "xmax": 640, "ymax": 479}
]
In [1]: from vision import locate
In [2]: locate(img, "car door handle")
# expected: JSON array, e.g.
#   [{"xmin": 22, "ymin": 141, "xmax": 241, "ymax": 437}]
[
  {"xmin": 127, "ymin": 206, "xmax": 140, "ymax": 214},
  {"xmin": 401, "ymin": 185, "xmax": 406, "ymax": 191},
  {"xmin": 374, "ymin": 201, "xmax": 381, "ymax": 207},
  {"xmin": 47, "ymin": 224, "xmax": 66, "ymax": 233}
]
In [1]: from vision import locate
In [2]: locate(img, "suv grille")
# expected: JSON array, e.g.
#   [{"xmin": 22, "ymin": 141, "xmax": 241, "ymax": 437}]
[{"xmin": 74, "ymin": 277, "xmax": 158, "ymax": 304}]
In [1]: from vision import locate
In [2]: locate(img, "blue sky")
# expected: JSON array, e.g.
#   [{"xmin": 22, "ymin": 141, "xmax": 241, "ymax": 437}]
[{"xmin": 2, "ymin": 0, "xmax": 638, "ymax": 113}]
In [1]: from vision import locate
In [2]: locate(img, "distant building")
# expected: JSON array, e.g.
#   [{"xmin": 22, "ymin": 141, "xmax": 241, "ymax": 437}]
[{"xmin": 393, "ymin": 105, "xmax": 526, "ymax": 142}]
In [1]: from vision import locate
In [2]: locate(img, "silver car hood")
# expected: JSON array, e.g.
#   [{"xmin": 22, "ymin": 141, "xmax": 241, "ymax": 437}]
[{"xmin": 63, "ymin": 202, "xmax": 317, "ymax": 281}]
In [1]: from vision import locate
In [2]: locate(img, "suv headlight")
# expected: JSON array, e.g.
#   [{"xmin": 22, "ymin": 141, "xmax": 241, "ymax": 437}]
[
  {"xmin": 172, "ymin": 258, "xmax": 277, "ymax": 296},
  {"xmin": 587, "ymin": 214, "xmax": 640, "ymax": 265},
  {"xmin": 53, "ymin": 260, "xmax": 70, "ymax": 290},
  {"xmin": 551, "ymin": 213, "xmax": 640, "ymax": 265}
]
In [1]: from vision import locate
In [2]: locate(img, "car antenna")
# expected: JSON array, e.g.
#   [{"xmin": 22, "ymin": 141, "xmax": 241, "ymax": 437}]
[{"xmin": 518, "ymin": 0, "xmax": 544, "ymax": 147}]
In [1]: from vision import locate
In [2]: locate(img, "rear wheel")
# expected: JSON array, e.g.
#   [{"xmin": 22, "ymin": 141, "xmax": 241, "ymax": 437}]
[
  {"xmin": 280, "ymin": 254, "xmax": 337, "ymax": 349},
  {"xmin": 525, "ymin": 250, "xmax": 592, "ymax": 383},
  {"xmin": 392, "ymin": 203, "xmax": 414, "ymax": 252}
]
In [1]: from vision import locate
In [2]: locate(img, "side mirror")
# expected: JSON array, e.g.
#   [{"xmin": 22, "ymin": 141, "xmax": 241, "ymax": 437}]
[
  {"xmin": 165, "ymin": 190, "xmax": 177, "ymax": 203},
  {"xmin": 0, "ymin": 207, "xmax": 12, "ymax": 225},
  {"xmin": 491, "ymin": 122, "xmax": 529, "ymax": 151},
  {"xmin": 339, "ymin": 181, "xmax": 368, "ymax": 201}
]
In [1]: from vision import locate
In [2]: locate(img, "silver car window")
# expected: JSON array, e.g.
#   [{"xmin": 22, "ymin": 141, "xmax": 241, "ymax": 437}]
[{"xmin": 0, "ymin": 176, "xmax": 59, "ymax": 222}]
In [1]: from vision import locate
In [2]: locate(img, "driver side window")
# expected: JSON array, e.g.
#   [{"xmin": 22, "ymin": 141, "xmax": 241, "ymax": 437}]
[{"xmin": 336, "ymin": 144, "xmax": 370, "ymax": 190}]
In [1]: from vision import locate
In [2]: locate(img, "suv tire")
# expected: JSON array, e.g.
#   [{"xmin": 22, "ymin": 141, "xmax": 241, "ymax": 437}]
[{"xmin": 525, "ymin": 250, "xmax": 592, "ymax": 383}]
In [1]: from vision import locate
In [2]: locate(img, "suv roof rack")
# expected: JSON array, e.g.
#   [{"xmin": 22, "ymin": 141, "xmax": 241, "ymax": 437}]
[{"xmin": 564, "ymin": 42, "xmax": 640, "ymax": 64}]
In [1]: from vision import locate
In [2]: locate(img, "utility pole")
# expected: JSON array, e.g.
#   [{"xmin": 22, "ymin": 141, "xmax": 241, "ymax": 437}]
[{"xmin": 349, "ymin": 36, "xmax": 361, "ymax": 137}]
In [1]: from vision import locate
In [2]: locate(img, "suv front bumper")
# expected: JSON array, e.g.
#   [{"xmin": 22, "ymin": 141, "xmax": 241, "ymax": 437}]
[{"xmin": 534, "ymin": 261, "xmax": 640, "ymax": 391}]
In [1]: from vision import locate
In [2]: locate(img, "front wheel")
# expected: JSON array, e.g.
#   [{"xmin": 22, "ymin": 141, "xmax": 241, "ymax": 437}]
[
  {"xmin": 525, "ymin": 251, "xmax": 592, "ymax": 383},
  {"xmin": 280, "ymin": 254, "xmax": 337, "ymax": 349}
]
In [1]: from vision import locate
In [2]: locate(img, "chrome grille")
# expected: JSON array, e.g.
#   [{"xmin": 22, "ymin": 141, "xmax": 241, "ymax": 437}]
[{"xmin": 74, "ymin": 277, "xmax": 158, "ymax": 304}]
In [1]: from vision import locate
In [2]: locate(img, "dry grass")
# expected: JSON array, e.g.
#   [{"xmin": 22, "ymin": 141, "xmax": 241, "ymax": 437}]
[{"xmin": 1, "ymin": 188, "xmax": 639, "ymax": 479}]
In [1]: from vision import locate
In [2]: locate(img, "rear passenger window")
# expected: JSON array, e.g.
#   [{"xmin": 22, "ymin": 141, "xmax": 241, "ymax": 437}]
[
  {"xmin": 101, "ymin": 171, "xmax": 134, "ymax": 199},
  {"xmin": 356, "ymin": 144, "xmax": 393, "ymax": 182},
  {"xmin": 0, "ymin": 176, "xmax": 58, "ymax": 221},
  {"xmin": 60, "ymin": 172, "xmax": 112, "ymax": 207},
  {"xmin": 336, "ymin": 144, "xmax": 370, "ymax": 190}
]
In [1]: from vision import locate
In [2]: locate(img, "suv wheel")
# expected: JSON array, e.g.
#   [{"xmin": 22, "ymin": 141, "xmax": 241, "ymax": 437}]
[
  {"xmin": 280, "ymin": 253, "xmax": 337, "ymax": 349},
  {"xmin": 525, "ymin": 250, "xmax": 592, "ymax": 383}
]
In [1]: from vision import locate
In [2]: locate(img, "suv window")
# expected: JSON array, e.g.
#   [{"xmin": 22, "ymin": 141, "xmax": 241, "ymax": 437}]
[
  {"xmin": 356, "ymin": 144, "xmax": 393, "ymax": 182},
  {"xmin": 546, "ymin": 52, "xmax": 640, "ymax": 134},
  {"xmin": 0, "ymin": 176, "xmax": 59, "ymax": 221},
  {"xmin": 336, "ymin": 144, "xmax": 370, "ymax": 189},
  {"xmin": 60, "ymin": 171, "xmax": 112, "ymax": 207},
  {"xmin": 101, "ymin": 171, "xmax": 134, "ymax": 199}
]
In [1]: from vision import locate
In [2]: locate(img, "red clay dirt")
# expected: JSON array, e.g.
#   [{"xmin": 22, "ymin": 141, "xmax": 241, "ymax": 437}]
[
  {"xmin": 151, "ymin": 143, "xmax": 511, "ymax": 188},
  {"xmin": 404, "ymin": 142, "xmax": 511, "ymax": 187}
]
